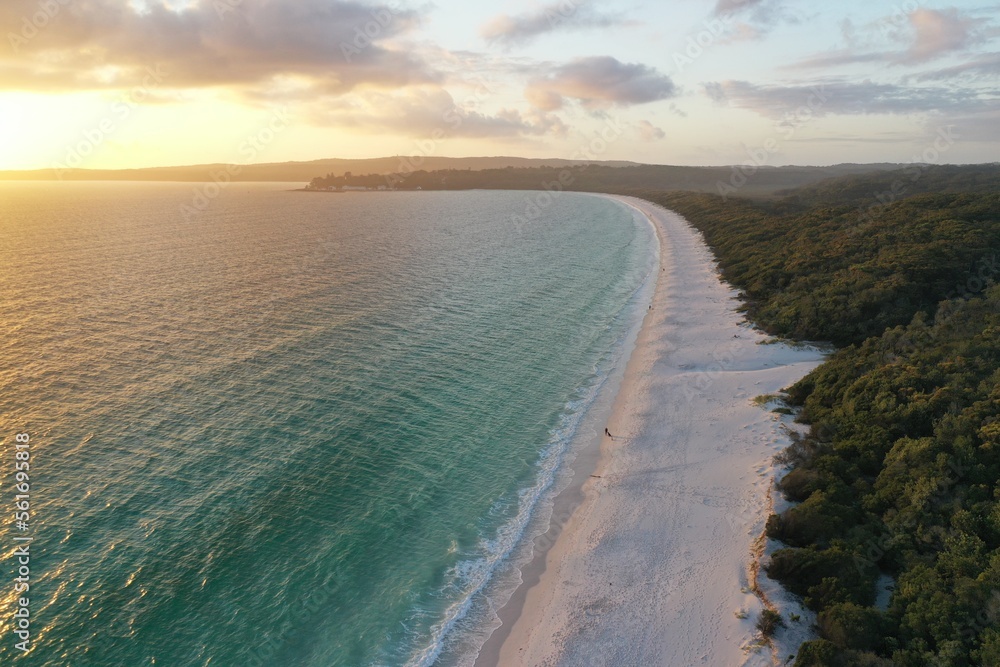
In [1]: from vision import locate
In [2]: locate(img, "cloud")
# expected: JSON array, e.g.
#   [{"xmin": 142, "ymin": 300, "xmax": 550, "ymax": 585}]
[
  {"xmin": 915, "ymin": 53, "xmax": 1000, "ymax": 81},
  {"xmin": 782, "ymin": 131, "xmax": 931, "ymax": 145},
  {"xmin": 718, "ymin": 23, "xmax": 766, "ymax": 44},
  {"xmin": 305, "ymin": 86, "xmax": 567, "ymax": 138},
  {"xmin": 712, "ymin": 0, "xmax": 767, "ymax": 16},
  {"xmin": 931, "ymin": 104, "xmax": 1000, "ymax": 142},
  {"xmin": 0, "ymin": 0, "xmax": 437, "ymax": 94},
  {"xmin": 704, "ymin": 81, "xmax": 729, "ymax": 105},
  {"xmin": 704, "ymin": 79, "xmax": 989, "ymax": 117},
  {"xmin": 481, "ymin": 0, "xmax": 624, "ymax": 47},
  {"xmin": 789, "ymin": 7, "xmax": 985, "ymax": 71},
  {"xmin": 789, "ymin": 51, "xmax": 893, "ymax": 70},
  {"xmin": 525, "ymin": 56, "xmax": 676, "ymax": 111},
  {"xmin": 903, "ymin": 8, "xmax": 975, "ymax": 63},
  {"xmin": 636, "ymin": 120, "xmax": 665, "ymax": 141},
  {"xmin": 709, "ymin": 0, "xmax": 802, "ymax": 42}
]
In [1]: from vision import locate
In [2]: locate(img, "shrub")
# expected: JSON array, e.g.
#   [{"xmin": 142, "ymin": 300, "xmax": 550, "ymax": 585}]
[
  {"xmin": 757, "ymin": 609, "xmax": 785, "ymax": 638},
  {"xmin": 793, "ymin": 640, "xmax": 839, "ymax": 666}
]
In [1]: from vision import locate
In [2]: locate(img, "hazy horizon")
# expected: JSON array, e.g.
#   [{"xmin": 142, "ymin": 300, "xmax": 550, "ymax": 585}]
[{"xmin": 4, "ymin": 153, "xmax": 998, "ymax": 178}]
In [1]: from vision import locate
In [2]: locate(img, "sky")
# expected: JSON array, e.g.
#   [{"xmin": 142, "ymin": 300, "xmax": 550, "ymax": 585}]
[{"xmin": 0, "ymin": 0, "xmax": 997, "ymax": 170}]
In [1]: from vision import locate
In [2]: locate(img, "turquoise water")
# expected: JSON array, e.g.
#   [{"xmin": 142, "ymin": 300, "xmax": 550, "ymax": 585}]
[{"xmin": 0, "ymin": 183, "xmax": 655, "ymax": 666}]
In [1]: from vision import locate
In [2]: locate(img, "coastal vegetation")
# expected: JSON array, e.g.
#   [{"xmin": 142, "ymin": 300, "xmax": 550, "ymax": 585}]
[
  {"xmin": 638, "ymin": 167, "xmax": 1000, "ymax": 666},
  {"xmin": 302, "ymin": 162, "xmax": 909, "ymax": 197},
  {"xmin": 639, "ymin": 174, "xmax": 1000, "ymax": 347},
  {"xmin": 757, "ymin": 608, "xmax": 786, "ymax": 639}
]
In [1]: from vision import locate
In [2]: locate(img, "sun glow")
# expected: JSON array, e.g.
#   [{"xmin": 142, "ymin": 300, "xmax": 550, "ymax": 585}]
[{"xmin": 0, "ymin": 94, "xmax": 77, "ymax": 170}]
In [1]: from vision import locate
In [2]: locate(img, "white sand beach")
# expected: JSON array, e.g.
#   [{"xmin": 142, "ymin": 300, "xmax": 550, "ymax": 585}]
[{"xmin": 477, "ymin": 196, "xmax": 826, "ymax": 667}]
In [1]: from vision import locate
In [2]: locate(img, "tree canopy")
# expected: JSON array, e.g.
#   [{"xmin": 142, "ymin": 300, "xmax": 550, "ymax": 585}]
[{"xmin": 635, "ymin": 170, "xmax": 1000, "ymax": 666}]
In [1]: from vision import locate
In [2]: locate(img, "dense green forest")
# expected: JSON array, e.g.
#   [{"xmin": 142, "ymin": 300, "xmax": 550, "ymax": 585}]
[
  {"xmin": 639, "ymin": 183, "xmax": 1000, "ymax": 347},
  {"xmin": 635, "ymin": 168, "xmax": 1000, "ymax": 666},
  {"xmin": 305, "ymin": 162, "xmax": 902, "ymax": 197}
]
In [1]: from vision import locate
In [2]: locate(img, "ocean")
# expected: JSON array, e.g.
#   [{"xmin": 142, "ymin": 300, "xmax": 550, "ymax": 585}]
[{"xmin": 0, "ymin": 182, "xmax": 656, "ymax": 666}]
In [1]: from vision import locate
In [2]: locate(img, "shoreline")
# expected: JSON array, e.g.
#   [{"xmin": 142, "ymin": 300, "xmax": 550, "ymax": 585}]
[
  {"xmin": 470, "ymin": 193, "xmax": 660, "ymax": 667},
  {"xmin": 475, "ymin": 196, "xmax": 826, "ymax": 667}
]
